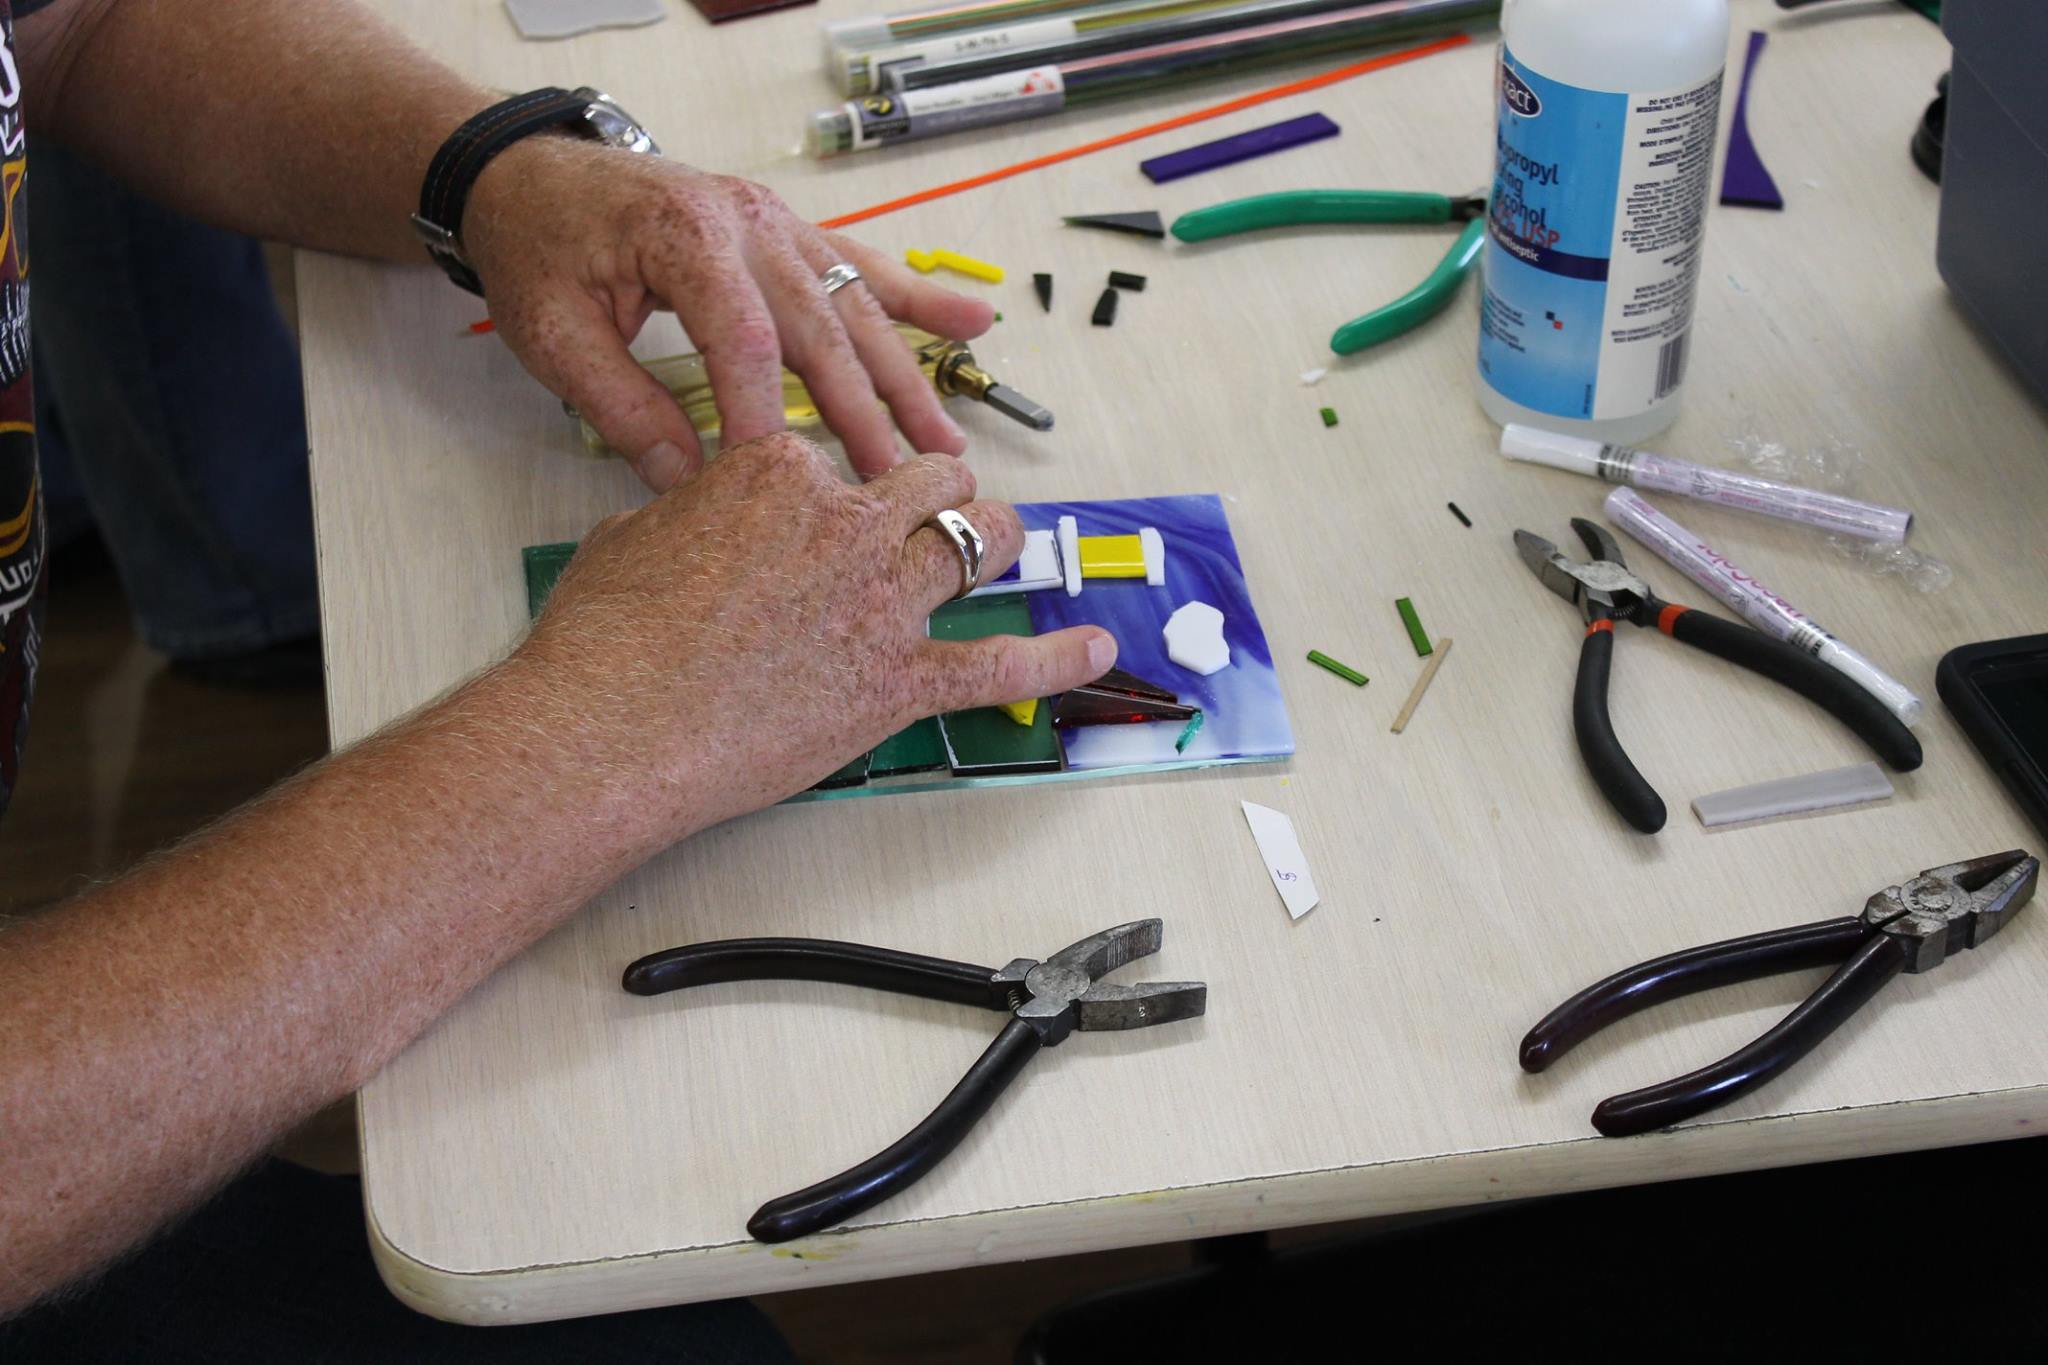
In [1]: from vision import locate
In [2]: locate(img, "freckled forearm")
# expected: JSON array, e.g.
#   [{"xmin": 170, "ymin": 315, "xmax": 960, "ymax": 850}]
[
  {"xmin": 18, "ymin": 0, "xmax": 493, "ymax": 262},
  {"xmin": 0, "ymin": 655, "xmax": 688, "ymax": 1311}
]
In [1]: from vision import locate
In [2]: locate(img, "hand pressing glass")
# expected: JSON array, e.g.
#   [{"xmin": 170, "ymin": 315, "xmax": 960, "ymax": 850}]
[
  {"xmin": 465, "ymin": 141, "xmax": 994, "ymax": 491},
  {"xmin": 519, "ymin": 433, "xmax": 1116, "ymax": 846}
]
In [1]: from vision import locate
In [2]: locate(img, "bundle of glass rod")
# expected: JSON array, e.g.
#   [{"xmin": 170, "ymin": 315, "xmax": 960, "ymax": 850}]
[
  {"xmin": 833, "ymin": 0, "xmax": 1260, "ymax": 95},
  {"xmin": 807, "ymin": 0, "xmax": 1498, "ymax": 157},
  {"xmin": 889, "ymin": 0, "xmax": 1493, "ymax": 91},
  {"xmin": 825, "ymin": 0, "xmax": 1129, "ymax": 56}
]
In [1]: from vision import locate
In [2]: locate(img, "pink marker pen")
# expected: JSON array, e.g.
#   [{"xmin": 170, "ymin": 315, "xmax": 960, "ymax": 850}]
[
  {"xmin": 1503, "ymin": 424, "xmax": 1913, "ymax": 544},
  {"xmin": 1604, "ymin": 487, "xmax": 1924, "ymax": 726}
]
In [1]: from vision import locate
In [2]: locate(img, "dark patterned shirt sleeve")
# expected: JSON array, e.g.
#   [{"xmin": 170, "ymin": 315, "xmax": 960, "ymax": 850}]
[{"xmin": 0, "ymin": 0, "xmax": 45, "ymax": 825}]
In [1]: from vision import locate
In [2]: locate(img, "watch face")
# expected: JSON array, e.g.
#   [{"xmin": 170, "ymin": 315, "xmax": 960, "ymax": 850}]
[{"xmin": 581, "ymin": 98, "xmax": 659, "ymax": 157}]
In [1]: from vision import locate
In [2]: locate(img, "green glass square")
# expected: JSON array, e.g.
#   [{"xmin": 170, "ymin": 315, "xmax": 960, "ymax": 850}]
[
  {"xmin": 870, "ymin": 717, "xmax": 948, "ymax": 776},
  {"xmin": 927, "ymin": 591, "xmax": 1034, "ymax": 641},
  {"xmin": 811, "ymin": 750, "xmax": 873, "ymax": 791},
  {"xmin": 926, "ymin": 592, "xmax": 1062, "ymax": 776},
  {"xmin": 523, "ymin": 542, "xmax": 578, "ymax": 618},
  {"xmin": 938, "ymin": 704, "xmax": 1062, "ymax": 776}
]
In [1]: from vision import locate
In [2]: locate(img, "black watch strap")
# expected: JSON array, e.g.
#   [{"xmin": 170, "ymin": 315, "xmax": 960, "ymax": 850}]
[{"xmin": 413, "ymin": 87, "xmax": 594, "ymax": 295}]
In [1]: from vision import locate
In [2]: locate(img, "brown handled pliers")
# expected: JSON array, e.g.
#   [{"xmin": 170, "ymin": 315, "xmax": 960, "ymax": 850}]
[
  {"xmin": 624, "ymin": 918, "xmax": 1206, "ymax": 1242},
  {"xmin": 1522, "ymin": 850, "xmax": 2038, "ymax": 1136}
]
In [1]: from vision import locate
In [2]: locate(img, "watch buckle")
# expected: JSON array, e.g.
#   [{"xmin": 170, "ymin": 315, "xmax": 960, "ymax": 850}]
[{"xmin": 409, "ymin": 213, "xmax": 462, "ymax": 261}]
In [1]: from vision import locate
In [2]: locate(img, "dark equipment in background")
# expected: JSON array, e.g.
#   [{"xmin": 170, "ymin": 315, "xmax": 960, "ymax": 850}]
[
  {"xmin": 1931, "ymin": 2, "xmax": 2047, "ymax": 403},
  {"xmin": 1940, "ymin": 634, "xmax": 2048, "ymax": 842}
]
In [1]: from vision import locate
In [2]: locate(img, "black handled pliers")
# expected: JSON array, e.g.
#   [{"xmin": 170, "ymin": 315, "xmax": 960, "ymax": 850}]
[
  {"xmin": 1521, "ymin": 849, "xmax": 2038, "ymax": 1136},
  {"xmin": 623, "ymin": 918, "xmax": 1206, "ymax": 1243},
  {"xmin": 1515, "ymin": 519, "xmax": 1923, "ymax": 832}
]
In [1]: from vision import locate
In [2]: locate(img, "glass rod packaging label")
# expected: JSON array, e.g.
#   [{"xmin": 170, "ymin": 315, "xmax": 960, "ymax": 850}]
[
  {"xmin": 1479, "ymin": 47, "xmax": 1723, "ymax": 420},
  {"xmin": 846, "ymin": 67, "xmax": 1065, "ymax": 149}
]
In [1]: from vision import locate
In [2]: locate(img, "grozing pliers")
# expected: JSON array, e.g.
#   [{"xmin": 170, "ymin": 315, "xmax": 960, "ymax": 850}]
[
  {"xmin": 1521, "ymin": 850, "xmax": 2038, "ymax": 1136},
  {"xmin": 623, "ymin": 918, "xmax": 1206, "ymax": 1242},
  {"xmin": 1516, "ymin": 519, "xmax": 1923, "ymax": 833},
  {"xmin": 1168, "ymin": 189, "xmax": 1486, "ymax": 356}
]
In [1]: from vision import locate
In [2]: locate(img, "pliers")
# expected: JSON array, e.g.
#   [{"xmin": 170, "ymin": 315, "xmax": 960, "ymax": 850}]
[
  {"xmin": 1516, "ymin": 519, "xmax": 1923, "ymax": 833},
  {"xmin": 623, "ymin": 918, "xmax": 1206, "ymax": 1242},
  {"xmin": 1168, "ymin": 189, "xmax": 1486, "ymax": 356},
  {"xmin": 1521, "ymin": 850, "xmax": 2038, "ymax": 1136}
]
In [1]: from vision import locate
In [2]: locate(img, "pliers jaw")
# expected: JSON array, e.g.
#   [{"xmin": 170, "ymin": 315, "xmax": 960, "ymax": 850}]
[
  {"xmin": 1447, "ymin": 193, "xmax": 1488, "ymax": 222},
  {"xmin": 1514, "ymin": 520, "xmax": 1653, "ymax": 625},
  {"xmin": 1862, "ymin": 850, "xmax": 2040, "ymax": 973},
  {"xmin": 996, "ymin": 919, "xmax": 1209, "ymax": 1046}
]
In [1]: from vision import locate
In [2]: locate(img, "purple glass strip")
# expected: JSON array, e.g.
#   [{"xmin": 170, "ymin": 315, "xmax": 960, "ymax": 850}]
[
  {"xmin": 1139, "ymin": 113, "xmax": 1340, "ymax": 186},
  {"xmin": 1721, "ymin": 30, "xmax": 1785, "ymax": 210}
]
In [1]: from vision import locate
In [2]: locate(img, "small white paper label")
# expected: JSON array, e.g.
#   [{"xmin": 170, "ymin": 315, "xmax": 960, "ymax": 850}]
[
  {"xmin": 894, "ymin": 17, "xmax": 1078, "ymax": 68},
  {"xmin": 1240, "ymin": 801, "xmax": 1319, "ymax": 920}
]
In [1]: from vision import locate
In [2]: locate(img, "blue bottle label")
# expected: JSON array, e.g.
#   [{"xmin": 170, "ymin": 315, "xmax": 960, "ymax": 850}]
[{"xmin": 1479, "ymin": 46, "xmax": 1723, "ymax": 420}]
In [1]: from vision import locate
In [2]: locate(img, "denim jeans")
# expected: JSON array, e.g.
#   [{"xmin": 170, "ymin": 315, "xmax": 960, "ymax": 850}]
[{"xmin": 29, "ymin": 139, "xmax": 319, "ymax": 660}]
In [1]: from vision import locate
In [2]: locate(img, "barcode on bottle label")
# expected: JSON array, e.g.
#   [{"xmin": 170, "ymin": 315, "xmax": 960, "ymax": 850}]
[{"xmin": 1653, "ymin": 331, "xmax": 1691, "ymax": 400}]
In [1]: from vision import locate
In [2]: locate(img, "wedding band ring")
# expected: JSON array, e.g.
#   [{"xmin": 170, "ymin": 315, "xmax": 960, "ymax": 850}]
[
  {"xmin": 925, "ymin": 509, "xmax": 984, "ymax": 600},
  {"xmin": 821, "ymin": 263, "xmax": 862, "ymax": 295}
]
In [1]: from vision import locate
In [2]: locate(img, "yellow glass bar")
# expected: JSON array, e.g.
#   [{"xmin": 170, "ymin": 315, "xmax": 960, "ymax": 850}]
[
  {"xmin": 1077, "ymin": 534, "xmax": 1147, "ymax": 578},
  {"xmin": 931, "ymin": 248, "xmax": 1005, "ymax": 283}
]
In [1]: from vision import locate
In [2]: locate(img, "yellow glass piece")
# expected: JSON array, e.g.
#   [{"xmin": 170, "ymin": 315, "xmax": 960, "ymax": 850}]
[
  {"xmin": 1077, "ymin": 534, "xmax": 1147, "ymax": 578},
  {"xmin": 905, "ymin": 248, "xmax": 937, "ymax": 273},
  {"xmin": 932, "ymin": 249, "xmax": 1005, "ymax": 284},
  {"xmin": 997, "ymin": 698, "xmax": 1039, "ymax": 727}
]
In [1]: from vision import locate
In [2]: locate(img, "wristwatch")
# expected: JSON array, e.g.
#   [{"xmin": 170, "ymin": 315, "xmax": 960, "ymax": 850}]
[{"xmin": 412, "ymin": 86, "xmax": 661, "ymax": 295}]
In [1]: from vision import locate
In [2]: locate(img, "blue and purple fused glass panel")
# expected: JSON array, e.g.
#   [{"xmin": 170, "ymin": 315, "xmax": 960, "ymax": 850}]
[{"xmin": 1017, "ymin": 494, "xmax": 1293, "ymax": 772}]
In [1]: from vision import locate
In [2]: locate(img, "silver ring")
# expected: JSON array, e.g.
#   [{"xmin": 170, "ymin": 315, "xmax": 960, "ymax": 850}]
[
  {"xmin": 925, "ymin": 509, "xmax": 984, "ymax": 600},
  {"xmin": 820, "ymin": 263, "xmax": 863, "ymax": 295}
]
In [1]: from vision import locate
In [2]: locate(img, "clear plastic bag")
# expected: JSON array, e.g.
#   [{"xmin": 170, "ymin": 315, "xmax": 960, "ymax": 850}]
[{"xmin": 1726, "ymin": 428, "xmax": 1952, "ymax": 593}]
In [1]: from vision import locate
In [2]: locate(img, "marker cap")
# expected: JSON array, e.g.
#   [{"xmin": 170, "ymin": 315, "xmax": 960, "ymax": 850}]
[{"xmin": 1499, "ymin": 423, "xmax": 1608, "ymax": 477}]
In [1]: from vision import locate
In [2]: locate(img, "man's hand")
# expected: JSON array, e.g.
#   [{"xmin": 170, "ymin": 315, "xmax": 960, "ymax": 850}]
[
  {"xmin": 520, "ymin": 432, "xmax": 1115, "ymax": 846},
  {"xmin": 463, "ymin": 139, "xmax": 996, "ymax": 491}
]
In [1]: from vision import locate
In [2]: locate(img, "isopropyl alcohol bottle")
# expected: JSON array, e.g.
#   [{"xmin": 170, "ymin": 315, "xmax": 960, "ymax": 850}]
[{"xmin": 1477, "ymin": 0, "xmax": 1730, "ymax": 444}]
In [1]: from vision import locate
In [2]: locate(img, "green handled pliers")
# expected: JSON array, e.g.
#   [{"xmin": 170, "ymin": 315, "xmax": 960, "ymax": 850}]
[{"xmin": 1169, "ymin": 190, "xmax": 1487, "ymax": 356}]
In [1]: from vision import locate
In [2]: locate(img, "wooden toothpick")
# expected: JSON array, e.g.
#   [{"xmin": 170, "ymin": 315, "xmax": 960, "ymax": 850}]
[{"xmin": 1390, "ymin": 637, "xmax": 1453, "ymax": 734}]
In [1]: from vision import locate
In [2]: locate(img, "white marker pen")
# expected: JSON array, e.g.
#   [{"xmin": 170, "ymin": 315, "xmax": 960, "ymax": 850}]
[
  {"xmin": 1503, "ymin": 424, "xmax": 1913, "ymax": 544},
  {"xmin": 1604, "ymin": 487, "xmax": 1925, "ymax": 727}
]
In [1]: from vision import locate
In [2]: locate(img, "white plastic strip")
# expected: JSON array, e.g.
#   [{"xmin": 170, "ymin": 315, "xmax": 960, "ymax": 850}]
[
  {"xmin": 967, "ymin": 528, "xmax": 1061, "ymax": 597},
  {"xmin": 1691, "ymin": 763, "xmax": 1894, "ymax": 828},
  {"xmin": 1139, "ymin": 527, "xmax": 1166, "ymax": 586}
]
